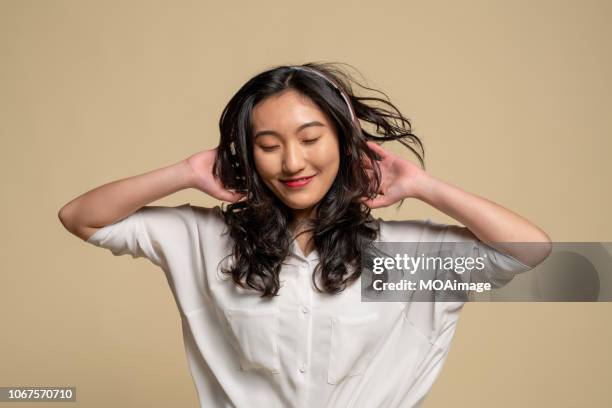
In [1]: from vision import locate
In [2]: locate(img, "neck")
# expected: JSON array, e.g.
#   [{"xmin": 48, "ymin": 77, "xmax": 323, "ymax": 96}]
[
  {"xmin": 289, "ymin": 212, "xmax": 315, "ymax": 238},
  {"xmin": 290, "ymin": 207, "xmax": 310, "ymax": 226},
  {"xmin": 290, "ymin": 221, "xmax": 315, "ymax": 257}
]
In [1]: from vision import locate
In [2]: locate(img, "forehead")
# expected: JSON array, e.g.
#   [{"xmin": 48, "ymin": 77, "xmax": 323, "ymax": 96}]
[{"xmin": 251, "ymin": 89, "xmax": 330, "ymax": 131}]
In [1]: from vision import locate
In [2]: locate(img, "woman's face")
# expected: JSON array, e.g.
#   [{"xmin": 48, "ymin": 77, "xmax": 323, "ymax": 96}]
[{"xmin": 251, "ymin": 89, "xmax": 341, "ymax": 220}]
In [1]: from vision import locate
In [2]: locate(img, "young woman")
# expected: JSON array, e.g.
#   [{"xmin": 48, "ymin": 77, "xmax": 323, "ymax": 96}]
[{"xmin": 58, "ymin": 62, "xmax": 551, "ymax": 408}]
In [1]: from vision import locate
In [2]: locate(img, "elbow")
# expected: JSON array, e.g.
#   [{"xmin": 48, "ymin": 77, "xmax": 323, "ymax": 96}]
[
  {"xmin": 532, "ymin": 230, "xmax": 553, "ymax": 266},
  {"xmin": 58, "ymin": 206, "xmax": 67, "ymax": 226},
  {"xmin": 58, "ymin": 208, "xmax": 70, "ymax": 232},
  {"xmin": 542, "ymin": 236, "xmax": 553, "ymax": 262},
  {"xmin": 58, "ymin": 204, "xmax": 76, "ymax": 234},
  {"xmin": 58, "ymin": 204, "xmax": 99, "ymax": 242},
  {"xmin": 510, "ymin": 229, "xmax": 552, "ymax": 269}
]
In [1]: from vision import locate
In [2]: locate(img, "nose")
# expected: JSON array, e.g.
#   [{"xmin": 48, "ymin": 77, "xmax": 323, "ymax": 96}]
[{"xmin": 281, "ymin": 142, "xmax": 306, "ymax": 174}]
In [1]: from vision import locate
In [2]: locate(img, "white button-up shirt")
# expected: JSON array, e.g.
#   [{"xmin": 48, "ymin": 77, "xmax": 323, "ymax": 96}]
[{"xmin": 86, "ymin": 203, "xmax": 532, "ymax": 408}]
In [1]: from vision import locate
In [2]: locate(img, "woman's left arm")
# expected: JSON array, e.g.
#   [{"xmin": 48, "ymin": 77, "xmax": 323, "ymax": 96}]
[{"xmin": 361, "ymin": 141, "xmax": 552, "ymax": 267}]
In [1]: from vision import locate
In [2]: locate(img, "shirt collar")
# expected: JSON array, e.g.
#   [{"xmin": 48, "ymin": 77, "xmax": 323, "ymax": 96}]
[
  {"xmin": 288, "ymin": 217, "xmax": 380, "ymax": 264},
  {"xmin": 290, "ymin": 240, "xmax": 320, "ymax": 263}
]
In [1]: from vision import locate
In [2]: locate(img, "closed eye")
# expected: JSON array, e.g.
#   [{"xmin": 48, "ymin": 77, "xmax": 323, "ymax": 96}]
[{"xmin": 259, "ymin": 137, "xmax": 320, "ymax": 152}]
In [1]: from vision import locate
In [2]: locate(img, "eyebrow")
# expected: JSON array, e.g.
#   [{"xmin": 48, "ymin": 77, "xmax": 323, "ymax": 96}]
[{"xmin": 253, "ymin": 121, "xmax": 325, "ymax": 139}]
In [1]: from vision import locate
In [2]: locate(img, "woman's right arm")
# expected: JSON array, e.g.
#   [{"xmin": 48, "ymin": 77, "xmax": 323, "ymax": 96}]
[
  {"xmin": 58, "ymin": 147, "xmax": 243, "ymax": 242},
  {"xmin": 58, "ymin": 159, "xmax": 195, "ymax": 241}
]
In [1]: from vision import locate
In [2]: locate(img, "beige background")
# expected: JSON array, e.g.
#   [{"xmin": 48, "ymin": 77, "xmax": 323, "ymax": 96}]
[{"xmin": 1, "ymin": 0, "xmax": 611, "ymax": 407}]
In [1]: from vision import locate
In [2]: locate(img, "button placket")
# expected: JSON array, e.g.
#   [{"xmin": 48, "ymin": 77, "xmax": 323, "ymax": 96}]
[
  {"xmin": 297, "ymin": 260, "xmax": 312, "ymax": 379},
  {"xmin": 299, "ymin": 260, "xmax": 310, "ymax": 315}
]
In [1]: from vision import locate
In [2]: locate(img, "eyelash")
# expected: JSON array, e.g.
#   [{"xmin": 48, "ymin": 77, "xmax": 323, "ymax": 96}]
[{"xmin": 260, "ymin": 138, "xmax": 320, "ymax": 152}]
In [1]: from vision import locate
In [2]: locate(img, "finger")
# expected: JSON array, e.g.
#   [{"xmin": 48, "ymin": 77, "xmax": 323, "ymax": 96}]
[
  {"xmin": 363, "ymin": 195, "xmax": 391, "ymax": 209},
  {"xmin": 361, "ymin": 154, "xmax": 374, "ymax": 169},
  {"xmin": 358, "ymin": 196, "xmax": 372, "ymax": 207},
  {"xmin": 364, "ymin": 168, "xmax": 378, "ymax": 191},
  {"xmin": 221, "ymin": 190, "xmax": 246, "ymax": 202},
  {"xmin": 360, "ymin": 196, "xmax": 380, "ymax": 209},
  {"xmin": 359, "ymin": 191, "xmax": 385, "ymax": 208},
  {"xmin": 362, "ymin": 150, "xmax": 381, "ymax": 169},
  {"xmin": 366, "ymin": 141, "xmax": 389, "ymax": 159}
]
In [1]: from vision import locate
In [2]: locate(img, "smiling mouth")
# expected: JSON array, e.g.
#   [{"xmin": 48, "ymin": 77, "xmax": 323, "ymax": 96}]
[
  {"xmin": 280, "ymin": 175, "xmax": 316, "ymax": 182},
  {"xmin": 280, "ymin": 175, "xmax": 316, "ymax": 187}
]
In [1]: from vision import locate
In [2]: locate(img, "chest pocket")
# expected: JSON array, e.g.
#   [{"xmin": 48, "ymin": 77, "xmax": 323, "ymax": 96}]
[
  {"xmin": 327, "ymin": 312, "xmax": 380, "ymax": 384},
  {"xmin": 224, "ymin": 307, "xmax": 281, "ymax": 374}
]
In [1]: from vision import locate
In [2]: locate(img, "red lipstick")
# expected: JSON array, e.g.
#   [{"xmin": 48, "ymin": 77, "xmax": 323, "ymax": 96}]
[{"xmin": 280, "ymin": 175, "xmax": 315, "ymax": 188}]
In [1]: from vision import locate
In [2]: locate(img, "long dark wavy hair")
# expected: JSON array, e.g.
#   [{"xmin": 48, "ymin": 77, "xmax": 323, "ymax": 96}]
[{"xmin": 213, "ymin": 61, "xmax": 425, "ymax": 297}]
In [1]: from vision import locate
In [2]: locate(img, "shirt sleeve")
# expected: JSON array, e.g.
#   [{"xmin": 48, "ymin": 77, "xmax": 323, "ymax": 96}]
[
  {"xmin": 86, "ymin": 203, "xmax": 196, "ymax": 268},
  {"xmin": 379, "ymin": 217, "xmax": 537, "ymax": 350},
  {"xmin": 422, "ymin": 219, "xmax": 534, "ymax": 288}
]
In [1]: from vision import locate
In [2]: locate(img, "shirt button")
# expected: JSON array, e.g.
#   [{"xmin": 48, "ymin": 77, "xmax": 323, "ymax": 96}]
[
  {"xmin": 301, "ymin": 305, "xmax": 310, "ymax": 314},
  {"xmin": 299, "ymin": 364, "xmax": 307, "ymax": 373}
]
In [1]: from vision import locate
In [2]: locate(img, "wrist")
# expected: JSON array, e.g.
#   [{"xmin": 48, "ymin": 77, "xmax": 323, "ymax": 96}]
[
  {"xmin": 409, "ymin": 170, "xmax": 435, "ymax": 202},
  {"xmin": 174, "ymin": 159, "xmax": 196, "ymax": 190}
]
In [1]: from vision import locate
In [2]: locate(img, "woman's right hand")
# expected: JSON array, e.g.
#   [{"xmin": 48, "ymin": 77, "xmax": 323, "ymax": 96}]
[{"xmin": 186, "ymin": 147, "xmax": 246, "ymax": 203}]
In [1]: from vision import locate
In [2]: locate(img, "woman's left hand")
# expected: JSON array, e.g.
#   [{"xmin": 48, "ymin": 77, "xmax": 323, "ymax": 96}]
[{"xmin": 360, "ymin": 141, "xmax": 427, "ymax": 209}]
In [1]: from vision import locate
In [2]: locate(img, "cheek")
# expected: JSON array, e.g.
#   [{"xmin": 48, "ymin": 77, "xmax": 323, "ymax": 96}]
[
  {"xmin": 253, "ymin": 155, "xmax": 283, "ymax": 193},
  {"xmin": 253, "ymin": 153, "xmax": 275, "ymax": 178},
  {"xmin": 314, "ymin": 143, "xmax": 340, "ymax": 174}
]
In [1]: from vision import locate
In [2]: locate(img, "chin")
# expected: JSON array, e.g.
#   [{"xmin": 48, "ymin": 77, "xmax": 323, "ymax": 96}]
[
  {"xmin": 285, "ymin": 202, "xmax": 315, "ymax": 211},
  {"xmin": 282, "ymin": 198, "xmax": 320, "ymax": 211}
]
